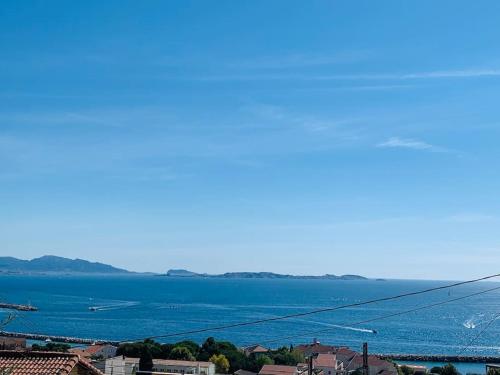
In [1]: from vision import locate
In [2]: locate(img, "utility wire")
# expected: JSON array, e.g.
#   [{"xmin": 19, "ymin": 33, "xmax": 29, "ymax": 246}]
[
  {"xmin": 457, "ymin": 311, "xmax": 500, "ymax": 356},
  {"xmin": 124, "ymin": 273, "xmax": 500, "ymax": 342},
  {"xmin": 244, "ymin": 285, "xmax": 500, "ymax": 347},
  {"xmin": 90, "ymin": 284, "xmax": 500, "ymax": 370},
  {"xmin": 0, "ymin": 313, "xmax": 15, "ymax": 329}
]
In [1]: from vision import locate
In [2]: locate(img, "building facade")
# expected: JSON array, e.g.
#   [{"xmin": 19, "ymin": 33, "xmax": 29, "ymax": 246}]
[
  {"xmin": 0, "ymin": 336, "xmax": 26, "ymax": 350},
  {"xmin": 105, "ymin": 357, "xmax": 215, "ymax": 375}
]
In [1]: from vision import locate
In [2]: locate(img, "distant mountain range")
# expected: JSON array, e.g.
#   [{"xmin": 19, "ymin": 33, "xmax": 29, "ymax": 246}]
[
  {"xmin": 165, "ymin": 269, "xmax": 368, "ymax": 280},
  {"xmin": 0, "ymin": 256, "xmax": 369, "ymax": 279},
  {"xmin": 0, "ymin": 255, "xmax": 131, "ymax": 274}
]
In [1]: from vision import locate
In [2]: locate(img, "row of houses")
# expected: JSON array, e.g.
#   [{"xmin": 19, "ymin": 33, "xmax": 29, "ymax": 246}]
[
  {"xmin": 0, "ymin": 337, "xmax": 401, "ymax": 375},
  {"xmin": 104, "ymin": 357, "xmax": 216, "ymax": 375},
  {"xmin": 244, "ymin": 341, "xmax": 398, "ymax": 375},
  {"xmin": 101, "ymin": 340, "xmax": 398, "ymax": 375}
]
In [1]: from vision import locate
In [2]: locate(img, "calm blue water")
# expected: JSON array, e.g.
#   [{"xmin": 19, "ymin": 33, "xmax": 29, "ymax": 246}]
[{"xmin": 1, "ymin": 275, "xmax": 499, "ymax": 360}]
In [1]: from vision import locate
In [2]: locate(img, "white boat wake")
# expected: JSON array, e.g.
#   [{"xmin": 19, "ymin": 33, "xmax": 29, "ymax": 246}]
[{"xmin": 296, "ymin": 318, "xmax": 377, "ymax": 334}]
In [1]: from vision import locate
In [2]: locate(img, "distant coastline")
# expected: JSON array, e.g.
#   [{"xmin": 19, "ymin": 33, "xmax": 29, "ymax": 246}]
[
  {"xmin": 0, "ymin": 255, "xmax": 371, "ymax": 280},
  {"xmin": 161, "ymin": 269, "xmax": 369, "ymax": 280},
  {"xmin": 0, "ymin": 255, "xmax": 132, "ymax": 275}
]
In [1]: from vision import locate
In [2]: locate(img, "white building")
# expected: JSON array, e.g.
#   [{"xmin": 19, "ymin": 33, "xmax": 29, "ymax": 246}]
[{"xmin": 105, "ymin": 356, "xmax": 216, "ymax": 375}]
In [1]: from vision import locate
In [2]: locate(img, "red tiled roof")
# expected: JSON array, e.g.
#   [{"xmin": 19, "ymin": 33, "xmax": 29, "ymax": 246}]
[
  {"xmin": 259, "ymin": 365, "xmax": 298, "ymax": 375},
  {"xmin": 83, "ymin": 345, "xmax": 105, "ymax": 356},
  {"xmin": 314, "ymin": 354, "xmax": 337, "ymax": 368},
  {"xmin": 334, "ymin": 348, "xmax": 358, "ymax": 365},
  {"xmin": 348, "ymin": 355, "xmax": 394, "ymax": 369},
  {"xmin": 0, "ymin": 350, "xmax": 103, "ymax": 375},
  {"xmin": 295, "ymin": 343, "xmax": 337, "ymax": 355},
  {"xmin": 245, "ymin": 345, "xmax": 269, "ymax": 354},
  {"xmin": 69, "ymin": 348, "xmax": 89, "ymax": 358}
]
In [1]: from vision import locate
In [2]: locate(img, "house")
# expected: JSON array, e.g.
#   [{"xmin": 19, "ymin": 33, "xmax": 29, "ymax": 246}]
[
  {"xmin": 343, "ymin": 355, "xmax": 398, "ymax": 375},
  {"xmin": 332, "ymin": 348, "xmax": 358, "ymax": 364},
  {"xmin": 244, "ymin": 345, "xmax": 270, "ymax": 357},
  {"xmin": 295, "ymin": 342, "xmax": 397, "ymax": 375},
  {"xmin": 70, "ymin": 345, "xmax": 118, "ymax": 371},
  {"xmin": 71, "ymin": 344, "xmax": 118, "ymax": 360},
  {"xmin": 313, "ymin": 354, "xmax": 343, "ymax": 375},
  {"xmin": 105, "ymin": 357, "xmax": 216, "ymax": 375},
  {"xmin": 258, "ymin": 365, "xmax": 302, "ymax": 375},
  {"xmin": 0, "ymin": 337, "xmax": 26, "ymax": 350},
  {"xmin": 0, "ymin": 350, "xmax": 103, "ymax": 375},
  {"xmin": 295, "ymin": 341, "xmax": 339, "ymax": 356}
]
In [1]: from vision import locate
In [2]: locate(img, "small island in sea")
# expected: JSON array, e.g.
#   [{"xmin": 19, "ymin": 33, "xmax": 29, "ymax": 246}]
[
  {"xmin": 0, "ymin": 255, "xmax": 368, "ymax": 280},
  {"xmin": 163, "ymin": 269, "xmax": 368, "ymax": 280}
]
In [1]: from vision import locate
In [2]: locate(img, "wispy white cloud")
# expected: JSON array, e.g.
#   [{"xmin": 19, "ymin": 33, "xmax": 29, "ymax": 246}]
[
  {"xmin": 376, "ymin": 137, "xmax": 447, "ymax": 152},
  {"xmin": 226, "ymin": 50, "xmax": 371, "ymax": 69},
  {"xmin": 314, "ymin": 68, "xmax": 500, "ymax": 81},
  {"xmin": 190, "ymin": 68, "xmax": 500, "ymax": 82},
  {"xmin": 246, "ymin": 103, "xmax": 362, "ymax": 134}
]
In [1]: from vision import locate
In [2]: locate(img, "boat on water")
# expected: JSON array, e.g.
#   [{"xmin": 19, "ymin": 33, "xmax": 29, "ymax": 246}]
[{"xmin": 88, "ymin": 306, "xmax": 98, "ymax": 311}]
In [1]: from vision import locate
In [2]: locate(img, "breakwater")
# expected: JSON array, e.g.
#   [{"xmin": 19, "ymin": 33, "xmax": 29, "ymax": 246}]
[
  {"xmin": 0, "ymin": 303, "xmax": 38, "ymax": 311},
  {"xmin": 0, "ymin": 331, "xmax": 119, "ymax": 346},
  {"xmin": 379, "ymin": 354, "xmax": 500, "ymax": 364}
]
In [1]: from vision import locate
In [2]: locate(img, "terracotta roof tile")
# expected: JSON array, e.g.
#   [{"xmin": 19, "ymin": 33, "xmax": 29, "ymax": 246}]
[
  {"xmin": 0, "ymin": 350, "xmax": 103, "ymax": 375},
  {"xmin": 314, "ymin": 354, "xmax": 337, "ymax": 368},
  {"xmin": 259, "ymin": 365, "xmax": 298, "ymax": 375}
]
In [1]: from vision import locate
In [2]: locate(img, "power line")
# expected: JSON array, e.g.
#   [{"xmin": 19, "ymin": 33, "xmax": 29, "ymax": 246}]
[
  {"xmin": 0, "ymin": 313, "xmax": 15, "ymax": 329},
  {"xmin": 245, "ymin": 285, "xmax": 500, "ymax": 346},
  {"xmin": 457, "ymin": 311, "xmax": 500, "ymax": 356},
  {"xmin": 89, "ymin": 284, "xmax": 500, "ymax": 370},
  {"xmin": 124, "ymin": 273, "xmax": 500, "ymax": 342}
]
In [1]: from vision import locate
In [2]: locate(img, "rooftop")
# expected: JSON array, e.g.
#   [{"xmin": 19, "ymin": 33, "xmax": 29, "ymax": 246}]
[
  {"xmin": 0, "ymin": 350, "xmax": 103, "ymax": 375},
  {"xmin": 259, "ymin": 365, "xmax": 299, "ymax": 375},
  {"xmin": 70, "ymin": 344, "xmax": 116, "ymax": 358},
  {"xmin": 245, "ymin": 345, "xmax": 270, "ymax": 354},
  {"xmin": 314, "ymin": 354, "xmax": 337, "ymax": 368},
  {"xmin": 295, "ymin": 343, "xmax": 338, "ymax": 355}
]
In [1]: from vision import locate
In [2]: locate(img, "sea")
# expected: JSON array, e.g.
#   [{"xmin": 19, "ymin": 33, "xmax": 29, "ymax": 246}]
[{"xmin": 1, "ymin": 275, "xmax": 499, "ymax": 374}]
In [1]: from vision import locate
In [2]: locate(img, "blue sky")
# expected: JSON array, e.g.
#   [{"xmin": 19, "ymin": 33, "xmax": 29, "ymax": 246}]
[{"xmin": 1, "ymin": 1, "xmax": 500, "ymax": 279}]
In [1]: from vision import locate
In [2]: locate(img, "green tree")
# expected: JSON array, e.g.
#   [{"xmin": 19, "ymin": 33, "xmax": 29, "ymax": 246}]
[
  {"xmin": 31, "ymin": 343, "xmax": 70, "ymax": 352},
  {"xmin": 199, "ymin": 337, "xmax": 249, "ymax": 373},
  {"xmin": 139, "ymin": 346, "xmax": 154, "ymax": 372},
  {"xmin": 487, "ymin": 368, "xmax": 500, "ymax": 375},
  {"xmin": 399, "ymin": 365, "xmax": 415, "ymax": 375},
  {"xmin": 117, "ymin": 340, "xmax": 164, "ymax": 359},
  {"xmin": 175, "ymin": 340, "xmax": 200, "ymax": 358},
  {"xmin": 170, "ymin": 346, "xmax": 196, "ymax": 361},
  {"xmin": 210, "ymin": 354, "xmax": 230, "ymax": 373},
  {"xmin": 200, "ymin": 337, "xmax": 218, "ymax": 360},
  {"xmin": 160, "ymin": 343, "xmax": 175, "ymax": 359},
  {"xmin": 255, "ymin": 355, "xmax": 274, "ymax": 369},
  {"xmin": 428, "ymin": 364, "xmax": 460, "ymax": 375},
  {"xmin": 441, "ymin": 364, "xmax": 460, "ymax": 375}
]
